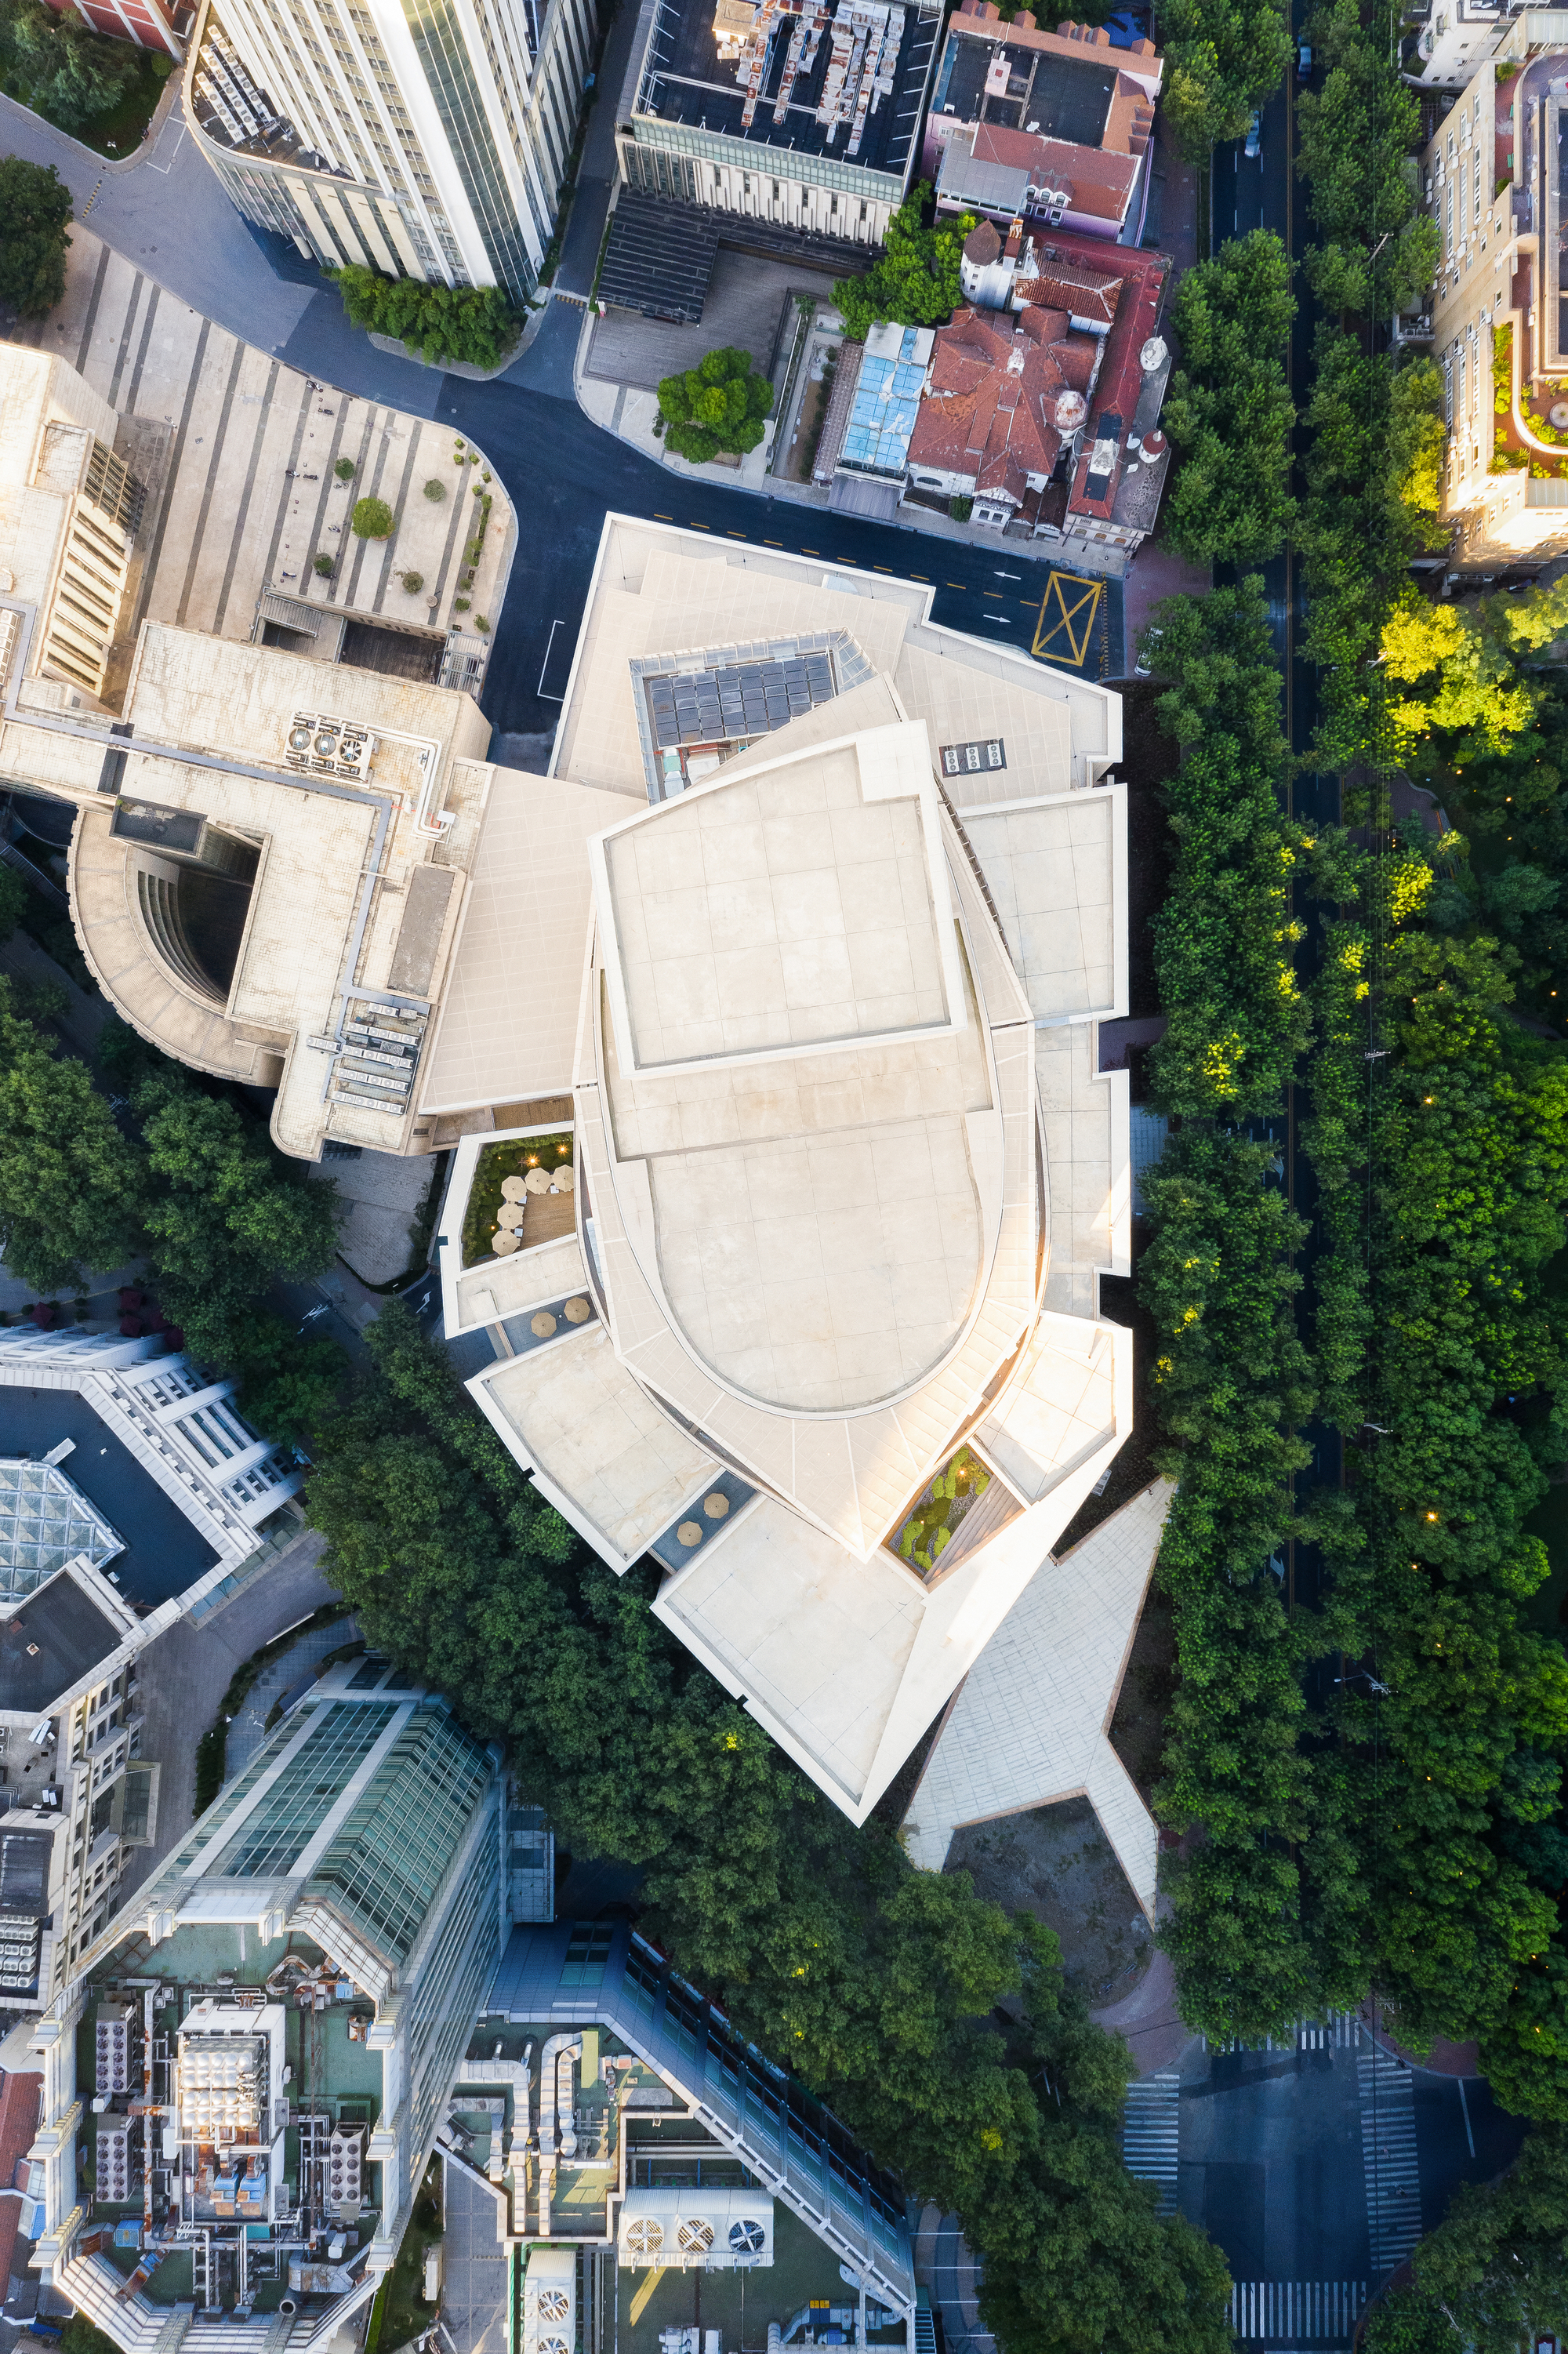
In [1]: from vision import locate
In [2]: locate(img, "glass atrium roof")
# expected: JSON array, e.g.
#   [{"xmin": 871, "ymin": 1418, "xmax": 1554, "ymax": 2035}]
[
  {"xmin": 0, "ymin": 1460, "xmax": 123, "ymax": 1601},
  {"xmin": 841, "ymin": 330, "xmax": 926, "ymax": 478}
]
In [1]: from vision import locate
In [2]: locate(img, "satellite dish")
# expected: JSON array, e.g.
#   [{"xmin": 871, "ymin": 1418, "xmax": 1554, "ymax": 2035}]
[{"xmin": 1140, "ymin": 336, "xmax": 1169, "ymax": 373}]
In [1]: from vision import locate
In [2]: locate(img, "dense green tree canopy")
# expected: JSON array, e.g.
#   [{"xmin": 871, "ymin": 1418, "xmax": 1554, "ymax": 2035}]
[
  {"xmin": 328, "ymin": 266, "xmax": 518, "ymax": 369},
  {"xmin": 136, "ymin": 1075, "xmax": 341, "ymax": 1360},
  {"xmin": 657, "ymin": 345, "xmax": 774, "ymax": 465},
  {"xmin": 1163, "ymin": 231, "xmax": 1296, "ymax": 565},
  {"xmin": 1297, "ymin": 0, "xmax": 1439, "ymax": 318},
  {"xmin": 0, "ymin": 154, "xmax": 71, "ymax": 318},
  {"xmin": 1, "ymin": 0, "xmax": 136, "ymax": 129},
  {"xmin": 1159, "ymin": 0, "xmax": 1292, "ymax": 159},
  {"xmin": 832, "ymin": 184, "xmax": 973, "ymax": 340},
  {"xmin": 1363, "ymin": 2130, "xmax": 1568, "ymax": 2354},
  {"xmin": 1140, "ymin": 582, "xmax": 1308, "ymax": 1117},
  {"xmin": 304, "ymin": 1307, "xmax": 1237, "ymax": 2354},
  {"xmin": 0, "ymin": 976, "xmax": 143, "ymax": 1292}
]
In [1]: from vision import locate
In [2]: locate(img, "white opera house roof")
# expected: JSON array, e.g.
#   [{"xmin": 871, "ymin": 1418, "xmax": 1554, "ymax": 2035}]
[{"xmin": 452, "ymin": 517, "xmax": 1140, "ymax": 1829}]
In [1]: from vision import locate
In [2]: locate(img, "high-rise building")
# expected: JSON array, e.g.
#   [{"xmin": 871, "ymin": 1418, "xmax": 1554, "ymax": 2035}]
[
  {"xmin": 184, "ymin": 0, "xmax": 597, "ymax": 300},
  {"xmin": 24, "ymin": 1658, "xmax": 506, "ymax": 2354},
  {"xmin": 0, "ymin": 1324, "xmax": 307, "ymax": 2008}
]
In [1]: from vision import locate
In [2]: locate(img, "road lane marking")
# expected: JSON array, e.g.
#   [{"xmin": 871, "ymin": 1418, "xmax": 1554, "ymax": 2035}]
[
  {"xmin": 728, "ymin": 529, "xmax": 747, "ymax": 537},
  {"xmin": 946, "ymin": 580, "xmax": 966, "ymax": 588},
  {"xmin": 654, "ymin": 512, "xmax": 673, "ymax": 519},
  {"xmin": 764, "ymin": 538, "xmax": 783, "ymax": 545},
  {"xmin": 689, "ymin": 521, "xmax": 710, "ymax": 529}
]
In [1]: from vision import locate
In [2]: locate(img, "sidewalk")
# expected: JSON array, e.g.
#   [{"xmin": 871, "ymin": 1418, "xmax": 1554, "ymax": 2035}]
[{"xmin": 570, "ymin": 300, "xmax": 1133, "ymax": 572}]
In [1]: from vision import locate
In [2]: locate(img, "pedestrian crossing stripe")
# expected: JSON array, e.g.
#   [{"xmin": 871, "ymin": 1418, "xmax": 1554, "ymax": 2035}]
[
  {"xmin": 1121, "ymin": 2072, "xmax": 1179, "ymax": 2216},
  {"xmin": 1359, "ymin": 2053, "xmax": 1422, "ymax": 2273},
  {"xmin": 1203, "ymin": 2011, "xmax": 1362, "ymax": 2054},
  {"xmin": 1228, "ymin": 2283, "xmax": 1367, "ymax": 2345}
]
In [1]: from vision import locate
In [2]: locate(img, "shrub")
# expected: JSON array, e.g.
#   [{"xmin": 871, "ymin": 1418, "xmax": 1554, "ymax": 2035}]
[
  {"xmin": 949, "ymin": 494, "xmax": 973, "ymax": 521},
  {"xmin": 423, "ymin": 478, "xmax": 445, "ymax": 501},
  {"xmin": 454, "ymin": 598, "xmax": 470, "ymax": 612},
  {"xmin": 474, "ymin": 616, "xmax": 490, "ymax": 634},
  {"xmin": 328, "ymin": 266, "xmax": 519, "ymax": 369},
  {"xmin": 333, "ymin": 457, "xmax": 356, "ymax": 481},
  {"xmin": 350, "ymin": 496, "xmax": 394, "ymax": 540},
  {"xmin": 401, "ymin": 571, "xmax": 423, "ymax": 594},
  {"xmin": 312, "ymin": 553, "xmax": 334, "ymax": 577}
]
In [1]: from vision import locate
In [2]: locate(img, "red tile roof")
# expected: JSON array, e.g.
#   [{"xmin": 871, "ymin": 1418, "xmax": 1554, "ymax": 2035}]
[
  {"xmin": 0, "ymin": 2072, "xmax": 42, "ymax": 2288},
  {"xmin": 971, "ymin": 122, "xmax": 1138, "ymax": 226},
  {"xmin": 908, "ymin": 303, "xmax": 1102, "ymax": 503},
  {"xmin": 912, "ymin": 224, "xmax": 1172, "ymax": 532}
]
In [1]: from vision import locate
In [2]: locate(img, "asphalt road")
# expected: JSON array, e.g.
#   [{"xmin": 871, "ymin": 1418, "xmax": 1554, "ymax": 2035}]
[
  {"xmin": 1181, "ymin": 2039, "xmax": 1524, "ymax": 2307},
  {"xmin": 0, "ymin": 83, "xmax": 1124, "ymax": 755}
]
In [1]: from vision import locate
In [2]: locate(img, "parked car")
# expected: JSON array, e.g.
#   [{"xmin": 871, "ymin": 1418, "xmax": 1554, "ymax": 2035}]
[
  {"xmin": 1245, "ymin": 109, "xmax": 1261, "ymax": 155},
  {"xmin": 1298, "ymin": 41, "xmax": 1312, "ymax": 74}
]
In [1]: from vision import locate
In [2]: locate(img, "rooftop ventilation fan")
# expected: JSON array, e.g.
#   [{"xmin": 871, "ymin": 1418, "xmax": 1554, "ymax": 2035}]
[
  {"xmin": 287, "ymin": 724, "xmax": 314, "ymax": 755},
  {"xmin": 728, "ymin": 2219, "xmax": 767, "ymax": 2254},
  {"xmin": 626, "ymin": 2218, "xmax": 665, "ymax": 2257},
  {"xmin": 536, "ymin": 2290, "xmax": 570, "ymax": 2323},
  {"xmin": 538, "ymin": 2335, "xmax": 571, "ymax": 2353},
  {"xmin": 677, "ymin": 2218, "xmax": 715, "ymax": 2254}
]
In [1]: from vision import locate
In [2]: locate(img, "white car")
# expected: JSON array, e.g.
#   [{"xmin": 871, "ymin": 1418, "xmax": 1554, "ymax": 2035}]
[{"xmin": 1244, "ymin": 110, "xmax": 1261, "ymax": 157}]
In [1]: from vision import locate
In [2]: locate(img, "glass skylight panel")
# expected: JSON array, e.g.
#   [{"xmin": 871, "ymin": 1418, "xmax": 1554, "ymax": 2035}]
[{"xmin": 0, "ymin": 1461, "xmax": 123, "ymax": 1599}]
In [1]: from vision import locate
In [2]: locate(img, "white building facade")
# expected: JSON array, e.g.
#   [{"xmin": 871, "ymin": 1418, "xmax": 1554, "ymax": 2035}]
[
  {"xmin": 0, "ymin": 1327, "xmax": 305, "ymax": 2007},
  {"xmin": 185, "ymin": 0, "xmax": 598, "ymax": 298}
]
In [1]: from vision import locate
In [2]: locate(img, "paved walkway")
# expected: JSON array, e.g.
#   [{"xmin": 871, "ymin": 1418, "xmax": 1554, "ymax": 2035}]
[
  {"xmin": 10, "ymin": 224, "xmax": 512, "ymax": 663},
  {"xmin": 119, "ymin": 1528, "xmax": 338, "ymax": 1905},
  {"xmin": 223, "ymin": 1611, "xmax": 360, "ymax": 1781},
  {"xmin": 902, "ymin": 1481, "xmax": 1174, "ymax": 1918},
  {"xmin": 438, "ymin": 2156, "xmax": 509, "ymax": 2354}
]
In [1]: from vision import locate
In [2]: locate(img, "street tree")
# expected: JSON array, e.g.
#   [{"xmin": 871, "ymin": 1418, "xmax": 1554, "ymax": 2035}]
[
  {"xmin": 1362, "ymin": 2129, "xmax": 1568, "ymax": 2354},
  {"xmin": 0, "ymin": 155, "xmax": 72, "ymax": 318},
  {"xmin": 1163, "ymin": 231, "xmax": 1296, "ymax": 563},
  {"xmin": 832, "ymin": 184, "xmax": 974, "ymax": 340},
  {"xmin": 0, "ymin": 978, "xmax": 143, "ymax": 1292},
  {"xmin": 656, "ymin": 346, "xmax": 774, "ymax": 465},
  {"xmin": 328, "ymin": 267, "xmax": 518, "ymax": 369},
  {"xmin": 1159, "ymin": 0, "xmax": 1292, "ymax": 158},
  {"xmin": 136, "ymin": 1075, "xmax": 341, "ymax": 1360}
]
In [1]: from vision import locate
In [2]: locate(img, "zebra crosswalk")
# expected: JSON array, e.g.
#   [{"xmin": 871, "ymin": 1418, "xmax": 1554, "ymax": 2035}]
[
  {"xmin": 1297, "ymin": 2014, "xmax": 1360, "ymax": 2051},
  {"xmin": 1203, "ymin": 2012, "xmax": 1363, "ymax": 2055},
  {"xmin": 1228, "ymin": 2281, "xmax": 1367, "ymax": 2345},
  {"xmin": 1121, "ymin": 2071, "xmax": 1179, "ymax": 2214},
  {"xmin": 1359, "ymin": 2052, "xmax": 1423, "ymax": 2272}
]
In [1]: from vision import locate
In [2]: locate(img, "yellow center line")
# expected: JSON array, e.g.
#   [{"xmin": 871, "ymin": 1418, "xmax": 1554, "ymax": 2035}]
[
  {"xmin": 653, "ymin": 512, "xmax": 673, "ymax": 521},
  {"xmin": 800, "ymin": 546, "xmax": 819, "ymax": 554},
  {"xmin": 728, "ymin": 529, "xmax": 747, "ymax": 538},
  {"xmin": 689, "ymin": 521, "xmax": 710, "ymax": 530},
  {"xmin": 946, "ymin": 579, "xmax": 966, "ymax": 588},
  {"xmin": 874, "ymin": 564, "xmax": 892, "ymax": 572},
  {"xmin": 764, "ymin": 538, "xmax": 783, "ymax": 546},
  {"xmin": 984, "ymin": 590, "xmax": 1003, "ymax": 598},
  {"xmin": 910, "ymin": 572, "xmax": 929, "ymax": 580}
]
